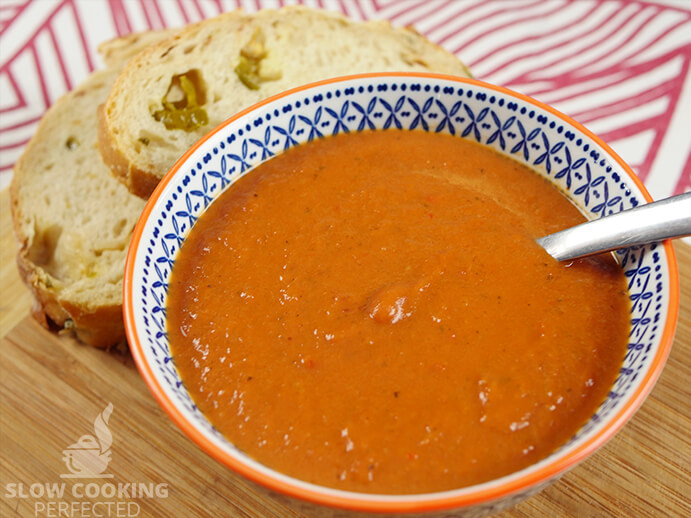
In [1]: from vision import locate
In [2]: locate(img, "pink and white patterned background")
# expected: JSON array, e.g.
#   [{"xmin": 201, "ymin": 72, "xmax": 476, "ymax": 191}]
[{"xmin": 0, "ymin": 0, "xmax": 689, "ymax": 199}]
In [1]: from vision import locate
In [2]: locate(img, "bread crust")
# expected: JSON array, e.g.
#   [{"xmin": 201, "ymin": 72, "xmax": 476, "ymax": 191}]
[
  {"xmin": 97, "ymin": 104, "xmax": 160, "ymax": 199},
  {"xmin": 14, "ymin": 248, "xmax": 125, "ymax": 348}
]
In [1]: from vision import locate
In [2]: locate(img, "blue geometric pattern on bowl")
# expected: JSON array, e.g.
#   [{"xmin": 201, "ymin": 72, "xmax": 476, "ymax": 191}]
[{"xmin": 133, "ymin": 75, "xmax": 671, "ymax": 490}]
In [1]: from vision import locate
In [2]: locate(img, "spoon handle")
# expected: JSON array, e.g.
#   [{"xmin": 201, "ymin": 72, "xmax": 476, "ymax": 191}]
[{"xmin": 537, "ymin": 191, "xmax": 691, "ymax": 261}]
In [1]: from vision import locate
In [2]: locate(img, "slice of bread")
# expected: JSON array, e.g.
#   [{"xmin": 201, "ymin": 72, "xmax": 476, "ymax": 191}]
[
  {"xmin": 10, "ymin": 32, "xmax": 167, "ymax": 348},
  {"xmin": 99, "ymin": 6, "xmax": 472, "ymax": 198}
]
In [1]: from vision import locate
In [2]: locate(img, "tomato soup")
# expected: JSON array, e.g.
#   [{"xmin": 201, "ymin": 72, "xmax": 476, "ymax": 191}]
[{"xmin": 167, "ymin": 130, "xmax": 629, "ymax": 494}]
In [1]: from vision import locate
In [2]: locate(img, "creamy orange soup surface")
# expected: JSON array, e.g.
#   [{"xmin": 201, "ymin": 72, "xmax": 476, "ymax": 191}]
[{"xmin": 167, "ymin": 130, "xmax": 629, "ymax": 494}]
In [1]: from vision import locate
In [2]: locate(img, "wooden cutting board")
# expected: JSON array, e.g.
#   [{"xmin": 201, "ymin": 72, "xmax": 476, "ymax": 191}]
[{"xmin": 1, "ymin": 188, "xmax": 689, "ymax": 517}]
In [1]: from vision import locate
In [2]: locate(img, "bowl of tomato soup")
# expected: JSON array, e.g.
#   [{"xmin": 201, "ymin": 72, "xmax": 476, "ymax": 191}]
[{"xmin": 124, "ymin": 74, "xmax": 678, "ymax": 516}]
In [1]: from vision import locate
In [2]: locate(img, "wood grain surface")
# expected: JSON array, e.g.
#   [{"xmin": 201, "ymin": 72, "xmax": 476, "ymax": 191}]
[{"xmin": 0, "ymin": 187, "xmax": 689, "ymax": 517}]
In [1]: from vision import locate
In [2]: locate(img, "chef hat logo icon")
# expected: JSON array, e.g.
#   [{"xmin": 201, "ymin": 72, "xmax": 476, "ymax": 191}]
[{"xmin": 61, "ymin": 403, "xmax": 114, "ymax": 478}]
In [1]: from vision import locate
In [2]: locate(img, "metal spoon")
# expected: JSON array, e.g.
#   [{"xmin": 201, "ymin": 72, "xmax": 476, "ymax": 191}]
[{"xmin": 537, "ymin": 191, "xmax": 691, "ymax": 261}]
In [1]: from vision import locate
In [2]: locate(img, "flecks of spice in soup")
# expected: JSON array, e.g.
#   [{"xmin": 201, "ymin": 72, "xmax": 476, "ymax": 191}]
[{"xmin": 167, "ymin": 130, "xmax": 629, "ymax": 494}]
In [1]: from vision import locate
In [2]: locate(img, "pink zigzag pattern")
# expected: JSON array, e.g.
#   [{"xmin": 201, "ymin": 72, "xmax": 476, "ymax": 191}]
[
  {"xmin": 0, "ymin": 0, "xmax": 688, "ymax": 194},
  {"xmin": 0, "ymin": 0, "xmax": 95, "ymax": 172}
]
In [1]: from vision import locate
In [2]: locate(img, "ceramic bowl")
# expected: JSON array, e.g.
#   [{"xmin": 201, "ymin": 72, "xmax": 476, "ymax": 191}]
[{"xmin": 124, "ymin": 73, "xmax": 679, "ymax": 516}]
